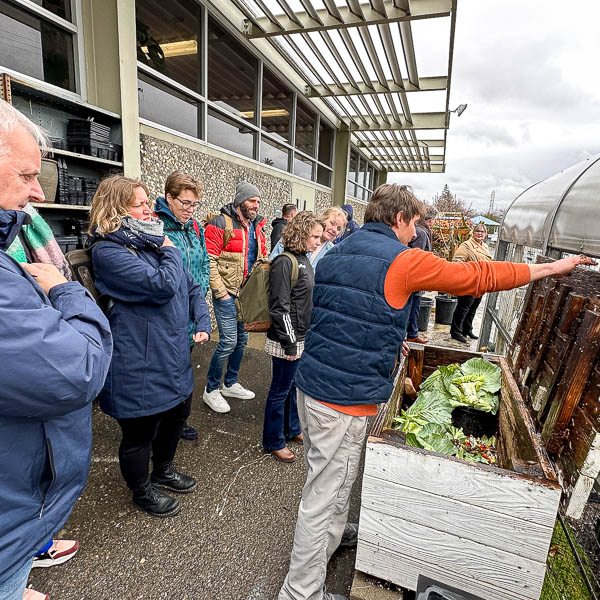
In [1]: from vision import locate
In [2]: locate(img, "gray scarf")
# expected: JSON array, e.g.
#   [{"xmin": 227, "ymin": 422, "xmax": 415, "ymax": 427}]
[{"xmin": 122, "ymin": 216, "xmax": 164, "ymax": 237}]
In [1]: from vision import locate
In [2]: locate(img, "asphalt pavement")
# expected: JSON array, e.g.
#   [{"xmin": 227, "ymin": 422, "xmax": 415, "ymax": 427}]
[{"xmin": 28, "ymin": 341, "xmax": 360, "ymax": 600}]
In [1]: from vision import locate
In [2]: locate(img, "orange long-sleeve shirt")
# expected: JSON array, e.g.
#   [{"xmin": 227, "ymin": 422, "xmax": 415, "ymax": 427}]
[{"xmin": 320, "ymin": 249, "xmax": 531, "ymax": 416}]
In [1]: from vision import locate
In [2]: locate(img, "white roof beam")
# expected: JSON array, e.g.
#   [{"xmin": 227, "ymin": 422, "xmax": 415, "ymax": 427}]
[
  {"xmin": 343, "ymin": 112, "xmax": 447, "ymax": 130},
  {"xmin": 243, "ymin": 0, "xmax": 452, "ymax": 38},
  {"xmin": 356, "ymin": 139, "xmax": 444, "ymax": 147},
  {"xmin": 306, "ymin": 76, "xmax": 447, "ymax": 97}
]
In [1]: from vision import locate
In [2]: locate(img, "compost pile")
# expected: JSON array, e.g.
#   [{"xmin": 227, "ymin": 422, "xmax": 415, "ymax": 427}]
[{"xmin": 393, "ymin": 358, "xmax": 501, "ymax": 465}]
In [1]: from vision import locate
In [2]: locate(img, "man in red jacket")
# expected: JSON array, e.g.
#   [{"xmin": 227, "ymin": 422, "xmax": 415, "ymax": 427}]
[{"xmin": 203, "ymin": 182, "xmax": 267, "ymax": 413}]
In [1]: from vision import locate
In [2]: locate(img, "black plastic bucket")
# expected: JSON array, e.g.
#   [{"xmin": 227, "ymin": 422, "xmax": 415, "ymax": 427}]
[
  {"xmin": 435, "ymin": 293, "xmax": 457, "ymax": 325},
  {"xmin": 418, "ymin": 296, "xmax": 434, "ymax": 332}
]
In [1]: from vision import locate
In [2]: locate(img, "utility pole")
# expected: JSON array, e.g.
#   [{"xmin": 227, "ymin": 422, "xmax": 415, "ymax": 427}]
[{"xmin": 488, "ymin": 190, "xmax": 495, "ymax": 215}]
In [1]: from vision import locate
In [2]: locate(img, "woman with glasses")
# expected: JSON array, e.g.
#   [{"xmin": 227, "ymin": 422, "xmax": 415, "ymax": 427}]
[
  {"xmin": 155, "ymin": 171, "xmax": 210, "ymax": 441},
  {"xmin": 88, "ymin": 175, "xmax": 211, "ymax": 517}
]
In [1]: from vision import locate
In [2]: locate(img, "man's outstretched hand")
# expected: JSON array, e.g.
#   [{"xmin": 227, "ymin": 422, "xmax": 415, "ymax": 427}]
[{"xmin": 529, "ymin": 254, "xmax": 596, "ymax": 282}]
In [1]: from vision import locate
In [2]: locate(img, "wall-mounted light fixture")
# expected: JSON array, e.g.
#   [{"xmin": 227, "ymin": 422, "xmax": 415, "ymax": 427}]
[{"xmin": 449, "ymin": 103, "xmax": 468, "ymax": 116}]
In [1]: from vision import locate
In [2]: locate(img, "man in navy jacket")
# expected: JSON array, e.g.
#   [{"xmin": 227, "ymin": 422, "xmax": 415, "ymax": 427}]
[{"xmin": 0, "ymin": 99, "xmax": 112, "ymax": 599}]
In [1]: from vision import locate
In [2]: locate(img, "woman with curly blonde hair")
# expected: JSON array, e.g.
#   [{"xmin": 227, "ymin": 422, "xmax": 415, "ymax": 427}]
[
  {"xmin": 270, "ymin": 206, "xmax": 346, "ymax": 269},
  {"xmin": 263, "ymin": 211, "xmax": 323, "ymax": 462}
]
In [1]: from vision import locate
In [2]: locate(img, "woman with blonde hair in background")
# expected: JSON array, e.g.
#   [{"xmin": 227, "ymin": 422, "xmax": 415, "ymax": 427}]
[
  {"xmin": 88, "ymin": 175, "xmax": 211, "ymax": 517},
  {"xmin": 270, "ymin": 206, "xmax": 346, "ymax": 269},
  {"xmin": 450, "ymin": 223, "xmax": 492, "ymax": 343}
]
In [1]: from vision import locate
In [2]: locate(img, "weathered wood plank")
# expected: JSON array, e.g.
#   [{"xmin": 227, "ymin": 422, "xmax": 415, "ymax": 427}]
[
  {"xmin": 542, "ymin": 309, "xmax": 600, "ymax": 451},
  {"xmin": 515, "ymin": 291, "xmax": 545, "ymax": 374},
  {"xmin": 365, "ymin": 441, "xmax": 561, "ymax": 527},
  {"xmin": 498, "ymin": 358, "xmax": 557, "ymax": 481},
  {"xmin": 356, "ymin": 539, "xmax": 536, "ymax": 600},
  {"xmin": 407, "ymin": 344, "xmax": 425, "ymax": 390},
  {"xmin": 529, "ymin": 281, "xmax": 570, "ymax": 379},
  {"xmin": 357, "ymin": 511, "xmax": 547, "ymax": 599},
  {"xmin": 360, "ymin": 473, "xmax": 553, "ymax": 561}
]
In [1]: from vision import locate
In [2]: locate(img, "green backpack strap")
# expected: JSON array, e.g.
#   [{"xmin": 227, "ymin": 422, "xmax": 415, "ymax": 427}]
[{"xmin": 280, "ymin": 251, "xmax": 299, "ymax": 287}]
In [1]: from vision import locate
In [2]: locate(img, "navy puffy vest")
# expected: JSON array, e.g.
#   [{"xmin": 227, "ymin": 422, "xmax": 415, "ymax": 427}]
[{"xmin": 295, "ymin": 221, "xmax": 410, "ymax": 406}]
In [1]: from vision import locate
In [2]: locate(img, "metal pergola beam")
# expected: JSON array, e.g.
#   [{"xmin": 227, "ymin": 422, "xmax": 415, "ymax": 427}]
[
  {"xmin": 357, "ymin": 139, "xmax": 445, "ymax": 148},
  {"xmin": 375, "ymin": 163, "xmax": 445, "ymax": 173},
  {"xmin": 306, "ymin": 76, "xmax": 447, "ymax": 97},
  {"xmin": 243, "ymin": 0, "xmax": 452, "ymax": 38},
  {"xmin": 342, "ymin": 112, "xmax": 447, "ymax": 131}
]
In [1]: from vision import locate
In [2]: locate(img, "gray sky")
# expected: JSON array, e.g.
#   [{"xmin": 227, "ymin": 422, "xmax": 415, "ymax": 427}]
[{"xmin": 389, "ymin": 0, "xmax": 600, "ymax": 213}]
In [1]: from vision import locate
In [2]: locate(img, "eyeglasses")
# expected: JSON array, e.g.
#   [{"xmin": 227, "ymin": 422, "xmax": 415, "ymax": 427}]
[{"xmin": 175, "ymin": 197, "xmax": 200, "ymax": 210}]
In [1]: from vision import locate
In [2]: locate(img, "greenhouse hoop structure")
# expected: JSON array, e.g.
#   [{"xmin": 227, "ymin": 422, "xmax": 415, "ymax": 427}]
[{"xmin": 479, "ymin": 153, "xmax": 600, "ymax": 355}]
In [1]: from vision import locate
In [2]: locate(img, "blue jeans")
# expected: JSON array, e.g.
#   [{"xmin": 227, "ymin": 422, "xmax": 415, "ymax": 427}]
[
  {"xmin": 206, "ymin": 295, "xmax": 249, "ymax": 392},
  {"xmin": 406, "ymin": 293, "xmax": 422, "ymax": 338},
  {"xmin": 0, "ymin": 558, "xmax": 32, "ymax": 600},
  {"xmin": 262, "ymin": 356, "xmax": 301, "ymax": 451}
]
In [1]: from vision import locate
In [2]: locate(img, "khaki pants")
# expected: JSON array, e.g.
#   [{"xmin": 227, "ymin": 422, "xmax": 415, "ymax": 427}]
[{"xmin": 278, "ymin": 391, "xmax": 368, "ymax": 600}]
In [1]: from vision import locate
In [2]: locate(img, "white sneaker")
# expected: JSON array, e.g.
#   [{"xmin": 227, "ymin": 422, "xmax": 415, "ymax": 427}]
[
  {"xmin": 203, "ymin": 388, "xmax": 231, "ymax": 413},
  {"xmin": 221, "ymin": 382, "xmax": 255, "ymax": 400}
]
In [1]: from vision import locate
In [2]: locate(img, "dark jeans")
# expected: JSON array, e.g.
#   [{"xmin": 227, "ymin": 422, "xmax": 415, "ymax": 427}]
[
  {"xmin": 262, "ymin": 356, "xmax": 301, "ymax": 452},
  {"xmin": 406, "ymin": 293, "xmax": 422, "ymax": 338},
  {"xmin": 451, "ymin": 294, "xmax": 482, "ymax": 336},
  {"xmin": 116, "ymin": 394, "xmax": 193, "ymax": 490},
  {"xmin": 206, "ymin": 295, "xmax": 249, "ymax": 392}
]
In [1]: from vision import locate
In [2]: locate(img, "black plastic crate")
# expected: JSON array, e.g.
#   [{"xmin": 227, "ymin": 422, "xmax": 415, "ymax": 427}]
[{"xmin": 55, "ymin": 235, "xmax": 79, "ymax": 254}]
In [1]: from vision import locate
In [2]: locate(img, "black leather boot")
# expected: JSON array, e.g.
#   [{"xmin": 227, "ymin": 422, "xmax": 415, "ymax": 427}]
[
  {"xmin": 450, "ymin": 330, "xmax": 467, "ymax": 343},
  {"xmin": 132, "ymin": 478, "xmax": 180, "ymax": 517},
  {"xmin": 464, "ymin": 331, "xmax": 478, "ymax": 339},
  {"xmin": 151, "ymin": 463, "xmax": 197, "ymax": 494}
]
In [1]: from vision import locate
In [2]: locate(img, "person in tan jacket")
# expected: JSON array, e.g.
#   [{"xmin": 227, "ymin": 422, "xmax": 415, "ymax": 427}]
[{"xmin": 450, "ymin": 223, "xmax": 493, "ymax": 342}]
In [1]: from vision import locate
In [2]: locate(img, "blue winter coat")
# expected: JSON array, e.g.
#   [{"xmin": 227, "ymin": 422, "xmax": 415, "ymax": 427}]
[
  {"xmin": 91, "ymin": 225, "xmax": 211, "ymax": 419},
  {"xmin": 0, "ymin": 208, "xmax": 112, "ymax": 586}
]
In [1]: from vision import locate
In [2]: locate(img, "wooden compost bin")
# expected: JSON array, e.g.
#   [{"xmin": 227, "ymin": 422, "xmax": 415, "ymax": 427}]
[
  {"xmin": 506, "ymin": 258, "xmax": 600, "ymax": 519},
  {"xmin": 356, "ymin": 344, "xmax": 562, "ymax": 600}
]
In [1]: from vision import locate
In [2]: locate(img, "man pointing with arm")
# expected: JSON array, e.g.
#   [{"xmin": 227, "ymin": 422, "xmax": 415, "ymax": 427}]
[{"xmin": 278, "ymin": 183, "xmax": 592, "ymax": 600}]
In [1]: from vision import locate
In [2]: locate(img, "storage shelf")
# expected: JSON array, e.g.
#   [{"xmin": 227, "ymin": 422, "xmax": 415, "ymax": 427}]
[
  {"xmin": 43, "ymin": 147, "xmax": 123, "ymax": 167},
  {"xmin": 31, "ymin": 203, "xmax": 91, "ymax": 211}
]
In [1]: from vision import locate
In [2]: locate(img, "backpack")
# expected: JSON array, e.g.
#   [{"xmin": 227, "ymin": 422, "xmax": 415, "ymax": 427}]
[
  {"xmin": 202, "ymin": 213, "xmax": 234, "ymax": 249},
  {"xmin": 65, "ymin": 243, "xmax": 137, "ymax": 315},
  {"xmin": 235, "ymin": 252, "xmax": 299, "ymax": 333}
]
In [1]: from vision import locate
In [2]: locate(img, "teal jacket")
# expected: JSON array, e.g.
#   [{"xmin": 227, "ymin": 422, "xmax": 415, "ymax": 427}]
[{"xmin": 155, "ymin": 196, "xmax": 210, "ymax": 295}]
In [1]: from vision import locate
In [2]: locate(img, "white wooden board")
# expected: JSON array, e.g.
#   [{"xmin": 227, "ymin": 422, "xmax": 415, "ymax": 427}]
[
  {"xmin": 357, "ymin": 510, "xmax": 547, "ymax": 600},
  {"xmin": 364, "ymin": 440, "xmax": 561, "ymax": 527},
  {"xmin": 356, "ymin": 537, "xmax": 539, "ymax": 600},
  {"xmin": 361, "ymin": 473, "xmax": 554, "ymax": 562}
]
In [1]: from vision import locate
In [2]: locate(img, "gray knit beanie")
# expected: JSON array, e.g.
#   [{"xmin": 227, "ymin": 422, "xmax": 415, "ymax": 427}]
[{"xmin": 234, "ymin": 181, "xmax": 261, "ymax": 207}]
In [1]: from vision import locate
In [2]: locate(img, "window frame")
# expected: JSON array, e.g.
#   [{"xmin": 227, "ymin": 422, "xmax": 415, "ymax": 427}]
[{"xmin": 1, "ymin": 0, "xmax": 86, "ymax": 100}]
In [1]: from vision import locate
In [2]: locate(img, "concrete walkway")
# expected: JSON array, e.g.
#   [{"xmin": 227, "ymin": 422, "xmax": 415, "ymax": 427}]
[{"xmin": 29, "ymin": 342, "xmax": 359, "ymax": 600}]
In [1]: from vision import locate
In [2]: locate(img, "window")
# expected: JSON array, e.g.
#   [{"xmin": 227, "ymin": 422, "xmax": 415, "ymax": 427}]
[
  {"xmin": 318, "ymin": 121, "xmax": 333, "ymax": 167},
  {"xmin": 0, "ymin": 0, "xmax": 76, "ymax": 92},
  {"xmin": 32, "ymin": 0, "xmax": 72, "ymax": 21},
  {"xmin": 207, "ymin": 108, "xmax": 254, "ymax": 160},
  {"xmin": 295, "ymin": 100, "xmax": 315, "ymax": 158},
  {"xmin": 136, "ymin": 0, "xmax": 201, "ymax": 95},
  {"xmin": 261, "ymin": 136, "xmax": 289, "ymax": 171},
  {"xmin": 208, "ymin": 16, "xmax": 257, "ymax": 123},
  {"xmin": 347, "ymin": 147, "xmax": 377, "ymax": 201},
  {"xmin": 294, "ymin": 154, "xmax": 313, "ymax": 180},
  {"xmin": 262, "ymin": 68, "xmax": 292, "ymax": 143},
  {"xmin": 138, "ymin": 75, "xmax": 199, "ymax": 138}
]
